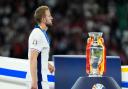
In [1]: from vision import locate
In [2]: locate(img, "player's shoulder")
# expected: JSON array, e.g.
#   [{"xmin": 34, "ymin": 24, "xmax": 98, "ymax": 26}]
[
  {"xmin": 30, "ymin": 28, "xmax": 42, "ymax": 36},
  {"xmin": 32, "ymin": 28, "xmax": 42, "ymax": 34}
]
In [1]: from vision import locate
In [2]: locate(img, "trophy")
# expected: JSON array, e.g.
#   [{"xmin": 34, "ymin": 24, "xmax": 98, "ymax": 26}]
[
  {"xmin": 71, "ymin": 32, "xmax": 121, "ymax": 89},
  {"xmin": 86, "ymin": 32, "xmax": 106, "ymax": 77}
]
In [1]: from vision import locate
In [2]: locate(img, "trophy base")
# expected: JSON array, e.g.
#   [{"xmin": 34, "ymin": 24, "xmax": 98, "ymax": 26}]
[
  {"xmin": 89, "ymin": 74, "xmax": 102, "ymax": 77},
  {"xmin": 71, "ymin": 76, "xmax": 121, "ymax": 89}
]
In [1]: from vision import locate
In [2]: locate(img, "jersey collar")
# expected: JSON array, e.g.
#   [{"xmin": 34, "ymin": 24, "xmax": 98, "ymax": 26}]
[
  {"xmin": 34, "ymin": 24, "xmax": 50, "ymax": 45},
  {"xmin": 34, "ymin": 24, "xmax": 48, "ymax": 31}
]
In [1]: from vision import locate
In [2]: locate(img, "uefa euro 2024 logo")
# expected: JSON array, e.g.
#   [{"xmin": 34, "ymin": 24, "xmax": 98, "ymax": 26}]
[{"xmin": 92, "ymin": 83, "xmax": 106, "ymax": 89}]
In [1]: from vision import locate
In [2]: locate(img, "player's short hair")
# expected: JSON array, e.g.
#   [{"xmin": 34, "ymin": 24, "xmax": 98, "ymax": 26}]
[{"xmin": 34, "ymin": 6, "xmax": 49, "ymax": 23}]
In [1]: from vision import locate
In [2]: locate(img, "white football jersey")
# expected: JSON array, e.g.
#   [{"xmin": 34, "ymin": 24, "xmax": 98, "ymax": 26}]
[{"xmin": 28, "ymin": 26, "xmax": 50, "ymax": 82}]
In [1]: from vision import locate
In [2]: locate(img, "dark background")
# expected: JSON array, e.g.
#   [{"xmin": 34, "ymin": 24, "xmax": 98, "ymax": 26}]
[{"xmin": 0, "ymin": 0, "xmax": 128, "ymax": 65}]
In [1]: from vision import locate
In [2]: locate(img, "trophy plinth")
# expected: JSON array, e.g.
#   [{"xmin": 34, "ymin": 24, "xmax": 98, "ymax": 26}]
[{"xmin": 71, "ymin": 76, "xmax": 121, "ymax": 89}]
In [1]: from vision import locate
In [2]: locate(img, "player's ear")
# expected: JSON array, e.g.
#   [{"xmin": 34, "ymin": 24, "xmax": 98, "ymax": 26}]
[{"xmin": 41, "ymin": 18, "xmax": 46, "ymax": 23}]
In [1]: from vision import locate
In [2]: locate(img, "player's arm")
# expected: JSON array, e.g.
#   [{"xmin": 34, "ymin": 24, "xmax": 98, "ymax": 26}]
[
  {"xmin": 48, "ymin": 62, "xmax": 55, "ymax": 73},
  {"xmin": 29, "ymin": 49, "xmax": 39, "ymax": 89}
]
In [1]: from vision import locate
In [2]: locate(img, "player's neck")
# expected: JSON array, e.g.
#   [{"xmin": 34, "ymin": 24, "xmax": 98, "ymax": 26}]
[{"xmin": 39, "ymin": 23, "xmax": 47, "ymax": 31}]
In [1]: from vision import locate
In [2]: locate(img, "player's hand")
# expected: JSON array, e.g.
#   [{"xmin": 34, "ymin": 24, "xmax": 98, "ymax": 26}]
[
  {"xmin": 31, "ymin": 82, "xmax": 38, "ymax": 89},
  {"xmin": 48, "ymin": 63, "xmax": 55, "ymax": 73}
]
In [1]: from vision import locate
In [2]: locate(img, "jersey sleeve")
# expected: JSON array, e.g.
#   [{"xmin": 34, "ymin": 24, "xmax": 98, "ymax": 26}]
[{"xmin": 29, "ymin": 30, "xmax": 44, "ymax": 52}]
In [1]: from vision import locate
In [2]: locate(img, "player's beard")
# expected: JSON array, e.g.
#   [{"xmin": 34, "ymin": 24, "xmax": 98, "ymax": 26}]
[
  {"xmin": 46, "ymin": 21, "xmax": 53, "ymax": 26},
  {"xmin": 45, "ymin": 18, "xmax": 53, "ymax": 25}
]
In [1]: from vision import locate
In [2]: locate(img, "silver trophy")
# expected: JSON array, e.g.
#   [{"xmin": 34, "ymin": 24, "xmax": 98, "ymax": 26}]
[
  {"xmin": 89, "ymin": 32, "xmax": 103, "ymax": 77},
  {"xmin": 71, "ymin": 32, "xmax": 121, "ymax": 89}
]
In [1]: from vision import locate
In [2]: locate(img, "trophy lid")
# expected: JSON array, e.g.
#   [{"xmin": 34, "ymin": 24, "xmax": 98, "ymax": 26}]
[{"xmin": 88, "ymin": 32, "xmax": 103, "ymax": 37}]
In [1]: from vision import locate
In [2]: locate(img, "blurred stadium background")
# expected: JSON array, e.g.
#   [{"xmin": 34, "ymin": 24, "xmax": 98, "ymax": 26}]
[{"xmin": 0, "ymin": 0, "xmax": 128, "ymax": 65}]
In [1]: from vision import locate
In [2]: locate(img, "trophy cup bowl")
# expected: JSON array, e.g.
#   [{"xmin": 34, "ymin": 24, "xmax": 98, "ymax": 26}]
[
  {"xmin": 89, "ymin": 47, "xmax": 103, "ymax": 77},
  {"xmin": 90, "ymin": 56, "xmax": 102, "ymax": 76}
]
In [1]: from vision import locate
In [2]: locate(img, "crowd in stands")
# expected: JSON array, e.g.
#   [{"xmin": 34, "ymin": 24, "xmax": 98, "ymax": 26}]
[{"xmin": 0, "ymin": 0, "xmax": 128, "ymax": 65}]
